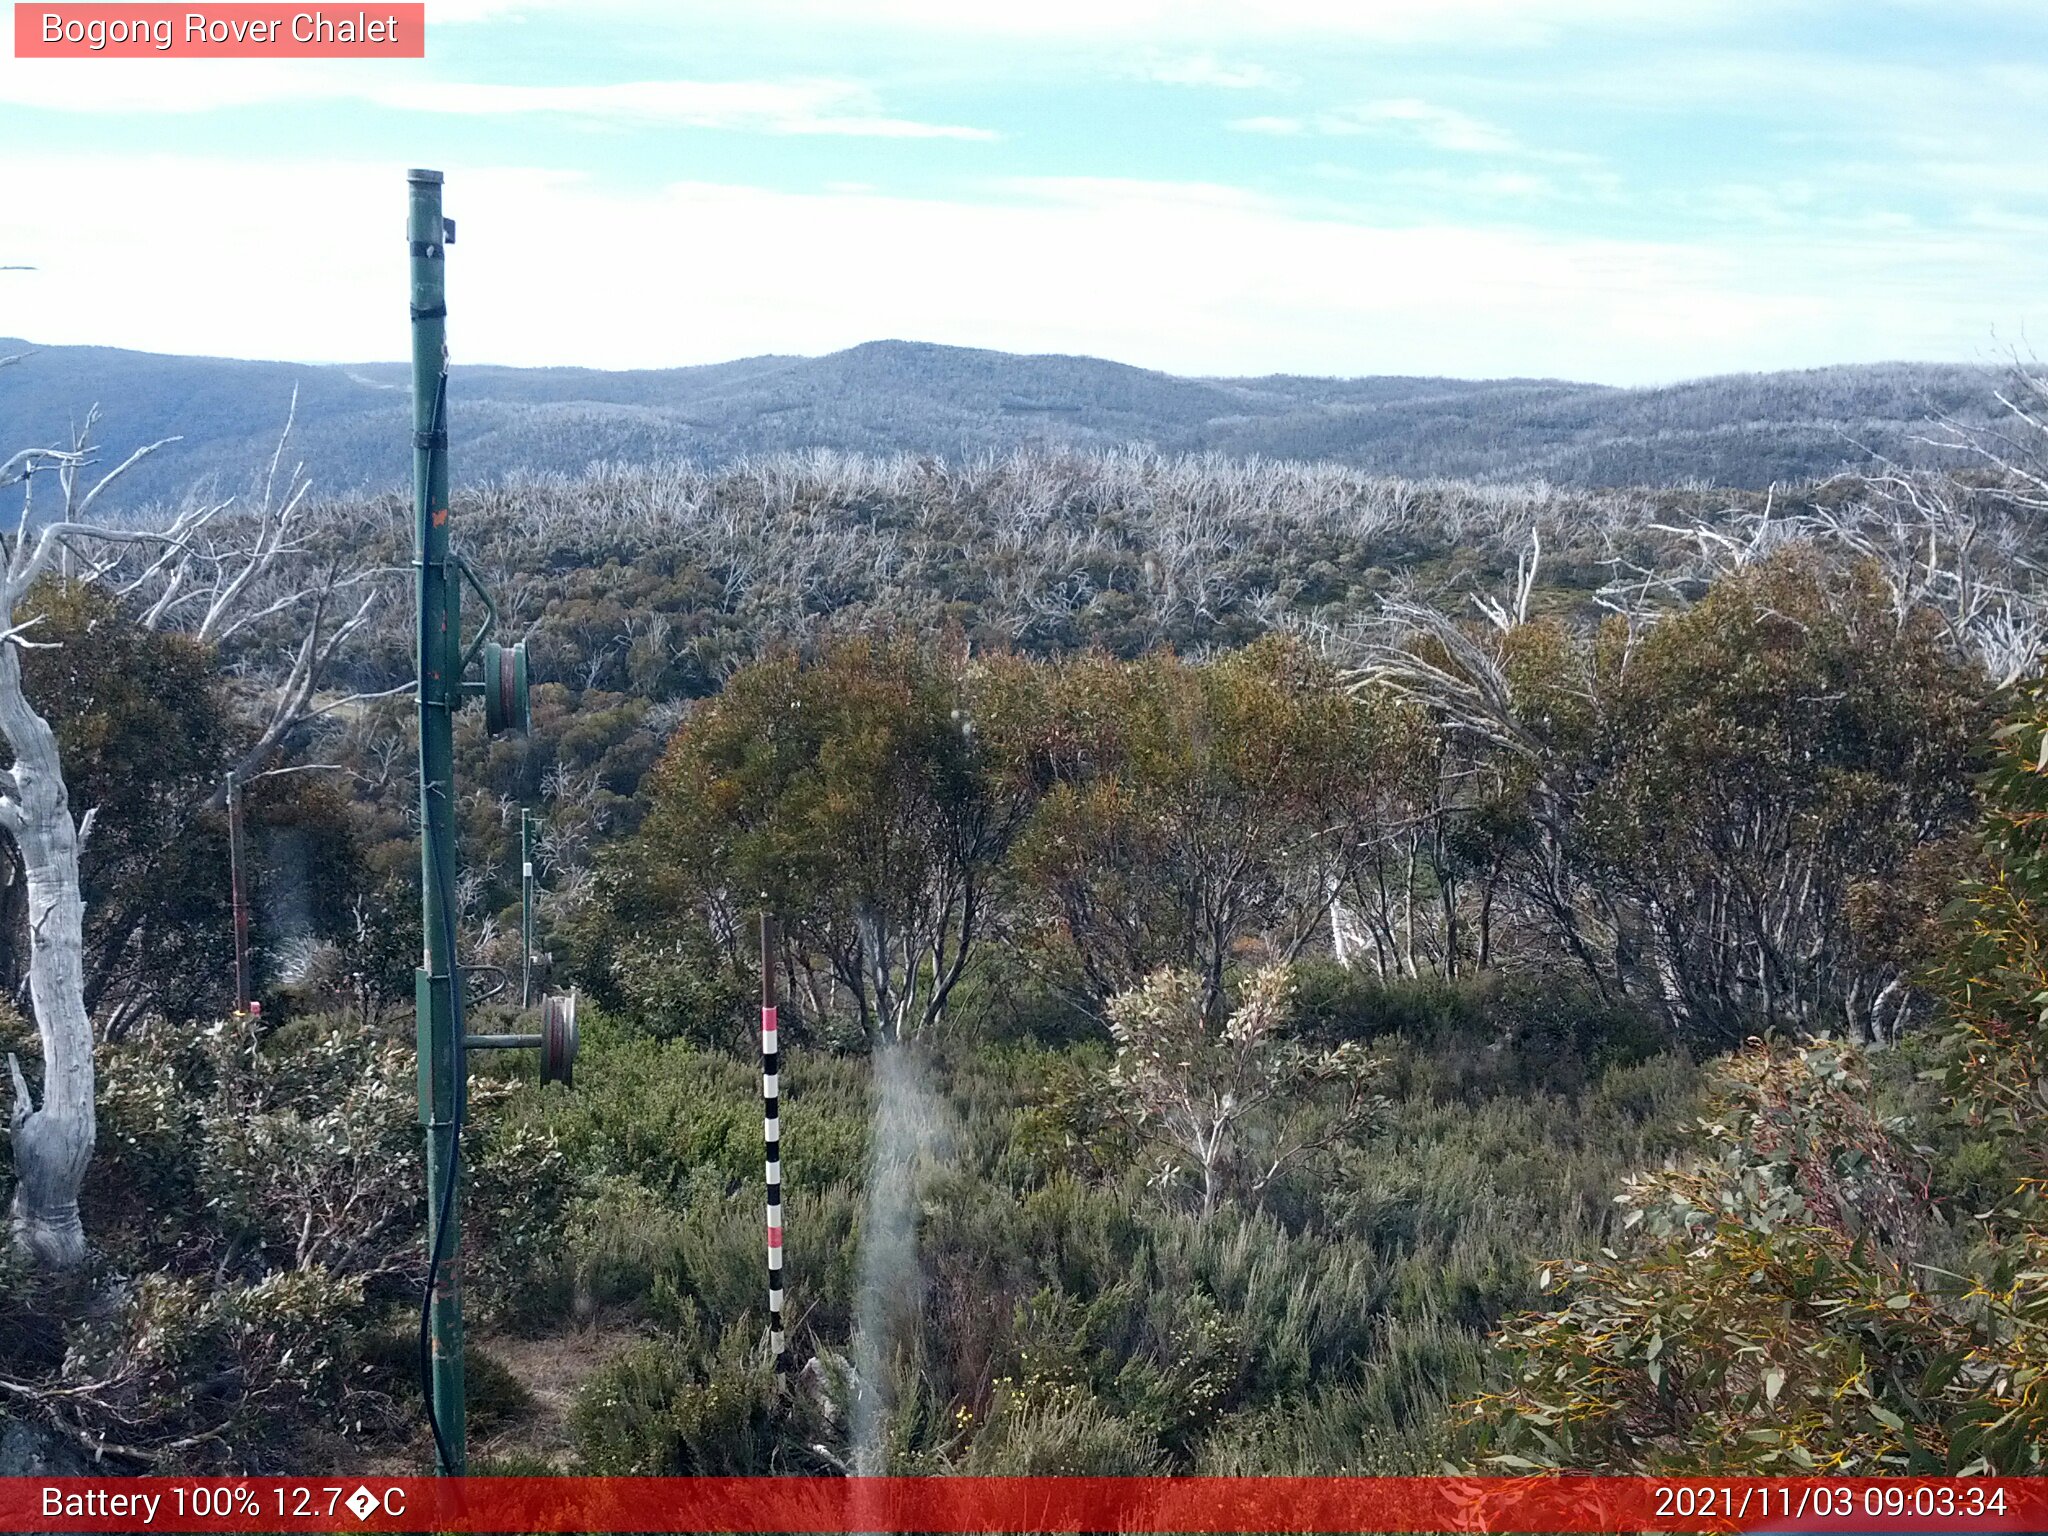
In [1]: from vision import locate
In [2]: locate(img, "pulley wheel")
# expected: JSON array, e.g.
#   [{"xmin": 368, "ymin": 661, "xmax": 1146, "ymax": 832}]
[
  {"xmin": 482, "ymin": 640, "xmax": 530, "ymax": 736},
  {"xmin": 540, "ymin": 991, "xmax": 578, "ymax": 1087}
]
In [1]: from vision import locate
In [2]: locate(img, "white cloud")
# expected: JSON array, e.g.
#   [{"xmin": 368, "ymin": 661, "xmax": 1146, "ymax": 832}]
[
  {"xmin": 3, "ymin": 153, "xmax": 2036, "ymax": 387},
  {"xmin": 428, "ymin": 0, "xmax": 553, "ymax": 17},
  {"xmin": 0, "ymin": 60, "xmax": 994, "ymax": 136},
  {"xmin": 1232, "ymin": 98, "xmax": 1544, "ymax": 156},
  {"xmin": 0, "ymin": 56, "xmax": 376, "ymax": 112},
  {"xmin": 654, "ymin": 0, "xmax": 1743, "ymax": 46},
  {"xmin": 1230, "ymin": 116, "xmax": 1306, "ymax": 136},
  {"xmin": 1337, "ymin": 99, "xmax": 1521, "ymax": 154},
  {"xmin": 1139, "ymin": 54, "xmax": 1289, "ymax": 90},
  {"xmin": 395, "ymin": 79, "xmax": 996, "ymax": 137},
  {"xmin": 1332, "ymin": 166, "xmax": 1560, "ymax": 200}
]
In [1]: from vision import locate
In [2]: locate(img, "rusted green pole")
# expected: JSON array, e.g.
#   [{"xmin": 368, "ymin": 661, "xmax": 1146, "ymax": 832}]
[{"xmin": 409, "ymin": 165, "xmax": 466, "ymax": 1476}]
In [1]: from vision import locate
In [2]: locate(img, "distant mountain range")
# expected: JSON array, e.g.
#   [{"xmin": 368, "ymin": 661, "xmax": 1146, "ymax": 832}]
[{"xmin": 0, "ymin": 336, "xmax": 2010, "ymax": 509}]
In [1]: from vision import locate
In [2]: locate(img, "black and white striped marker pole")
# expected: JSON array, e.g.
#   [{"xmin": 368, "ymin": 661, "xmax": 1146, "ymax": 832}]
[{"xmin": 761, "ymin": 913, "xmax": 787, "ymax": 1378}]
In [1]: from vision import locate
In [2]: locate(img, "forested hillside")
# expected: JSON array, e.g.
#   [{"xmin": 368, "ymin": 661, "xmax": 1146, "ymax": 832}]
[
  {"xmin": 0, "ymin": 336, "xmax": 2010, "ymax": 509},
  {"xmin": 2, "ymin": 383, "xmax": 2046, "ymax": 1477}
]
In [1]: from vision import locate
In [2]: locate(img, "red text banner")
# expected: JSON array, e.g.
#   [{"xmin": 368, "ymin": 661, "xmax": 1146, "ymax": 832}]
[
  {"xmin": 14, "ymin": 5, "xmax": 426, "ymax": 57},
  {"xmin": 5, "ymin": 1476, "xmax": 2048, "ymax": 1534}
]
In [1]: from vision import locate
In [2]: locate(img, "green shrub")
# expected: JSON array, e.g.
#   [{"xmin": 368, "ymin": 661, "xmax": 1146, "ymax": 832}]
[
  {"xmin": 53, "ymin": 1266, "xmax": 399, "ymax": 1469},
  {"xmin": 945, "ymin": 946, "xmax": 1104, "ymax": 1049},
  {"xmin": 1288, "ymin": 962, "xmax": 1466, "ymax": 1047},
  {"xmin": 571, "ymin": 1331, "xmax": 785, "ymax": 1474},
  {"xmin": 573, "ymin": 915, "xmax": 752, "ymax": 1049},
  {"xmin": 1294, "ymin": 967, "xmax": 1671, "ymax": 1103},
  {"xmin": 960, "ymin": 1388, "xmax": 1165, "ymax": 1475},
  {"xmin": 1193, "ymin": 1318, "xmax": 1482, "ymax": 1476},
  {"xmin": 0, "ymin": 1009, "xmax": 579, "ymax": 1469},
  {"xmin": 1937, "ymin": 1139, "xmax": 2013, "ymax": 1211},
  {"xmin": 1463, "ymin": 1042, "xmax": 2041, "ymax": 1473},
  {"xmin": 568, "ymin": 1176, "xmax": 696, "ymax": 1311},
  {"xmin": 518, "ymin": 1017, "xmax": 869, "ymax": 1198}
]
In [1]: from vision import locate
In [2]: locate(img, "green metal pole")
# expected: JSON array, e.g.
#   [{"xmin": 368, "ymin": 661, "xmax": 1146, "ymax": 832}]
[
  {"xmin": 520, "ymin": 809, "xmax": 535, "ymax": 1009},
  {"xmin": 408, "ymin": 166, "xmax": 466, "ymax": 1476}
]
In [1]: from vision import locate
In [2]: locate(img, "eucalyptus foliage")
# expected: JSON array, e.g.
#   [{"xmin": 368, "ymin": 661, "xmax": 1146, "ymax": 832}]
[{"xmin": 1463, "ymin": 673, "xmax": 2048, "ymax": 1473}]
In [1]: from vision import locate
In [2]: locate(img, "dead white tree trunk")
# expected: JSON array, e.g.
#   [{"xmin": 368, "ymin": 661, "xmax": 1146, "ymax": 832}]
[
  {"xmin": 0, "ymin": 637, "xmax": 93, "ymax": 1267},
  {"xmin": 0, "ymin": 398, "xmax": 186, "ymax": 1267}
]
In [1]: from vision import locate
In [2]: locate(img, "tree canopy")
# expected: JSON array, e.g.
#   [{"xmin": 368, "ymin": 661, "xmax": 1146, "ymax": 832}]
[{"xmin": 1462, "ymin": 670, "xmax": 2048, "ymax": 1474}]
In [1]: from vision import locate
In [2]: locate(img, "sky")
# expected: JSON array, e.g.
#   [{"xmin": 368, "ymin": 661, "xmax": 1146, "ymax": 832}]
[{"xmin": 1, "ymin": 0, "xmax": 2045, "ymax": 385}]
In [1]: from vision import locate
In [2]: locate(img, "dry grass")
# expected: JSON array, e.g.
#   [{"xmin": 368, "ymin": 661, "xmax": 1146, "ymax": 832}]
[{"xmin": 472, "ymin": 1322, "xmax": 650, "ymax": 1469}]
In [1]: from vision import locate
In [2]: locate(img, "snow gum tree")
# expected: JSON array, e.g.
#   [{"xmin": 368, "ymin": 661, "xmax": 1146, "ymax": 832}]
[
  {"xmin": 2, "ymin": 373, "xmax": 382, "ymax": 1267},
  {"xmin": 0, "ymin": 433, "xmax": 172, "ymax": 1267}
]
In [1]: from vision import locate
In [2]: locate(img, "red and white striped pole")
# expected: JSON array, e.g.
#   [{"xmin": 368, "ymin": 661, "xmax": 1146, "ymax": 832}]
[{"xmin": 761, "ymin": 912, "xmax": 787, "ymax": 1379}]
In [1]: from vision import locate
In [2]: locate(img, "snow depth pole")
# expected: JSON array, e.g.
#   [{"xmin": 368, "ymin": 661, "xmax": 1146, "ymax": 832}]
[
  {"xmin": 409, "ymin": 166, "xmax": 468, "ymax": 1477},
  {"xmin": 761, "ymin": 912, "xmax": 787, "ymax": 1379}
]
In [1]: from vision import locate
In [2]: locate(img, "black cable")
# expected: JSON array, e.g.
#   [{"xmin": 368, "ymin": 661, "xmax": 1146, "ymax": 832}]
[
  {"xmin": 418, "ymin": 844, "xmax": 466, "ymax": 1473},
  {"xmin": 416, "ymin": 367, "xmax": 466, "ymax": 1476}
]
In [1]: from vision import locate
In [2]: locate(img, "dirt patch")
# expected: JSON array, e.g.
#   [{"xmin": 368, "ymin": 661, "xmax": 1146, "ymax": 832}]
[{"xmin": 469, "ymin": 1323, "xmax": 645, "ymax": 1470}]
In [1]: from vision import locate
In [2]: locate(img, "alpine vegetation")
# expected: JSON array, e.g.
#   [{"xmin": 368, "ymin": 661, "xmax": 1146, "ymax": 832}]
[{"xmin": 2, "ymin": 365, "xmax": 2046, "ymax": 1474}]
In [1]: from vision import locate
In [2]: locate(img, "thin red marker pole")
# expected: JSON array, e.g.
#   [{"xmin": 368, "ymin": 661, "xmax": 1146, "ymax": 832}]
[
  {"xmin": 761, "ymin": 913, "xmax": 786, "ymax": 1377},
  {"xmin": 227, "ymin": 775, "xmax": 251, "ymax": 1015}
]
